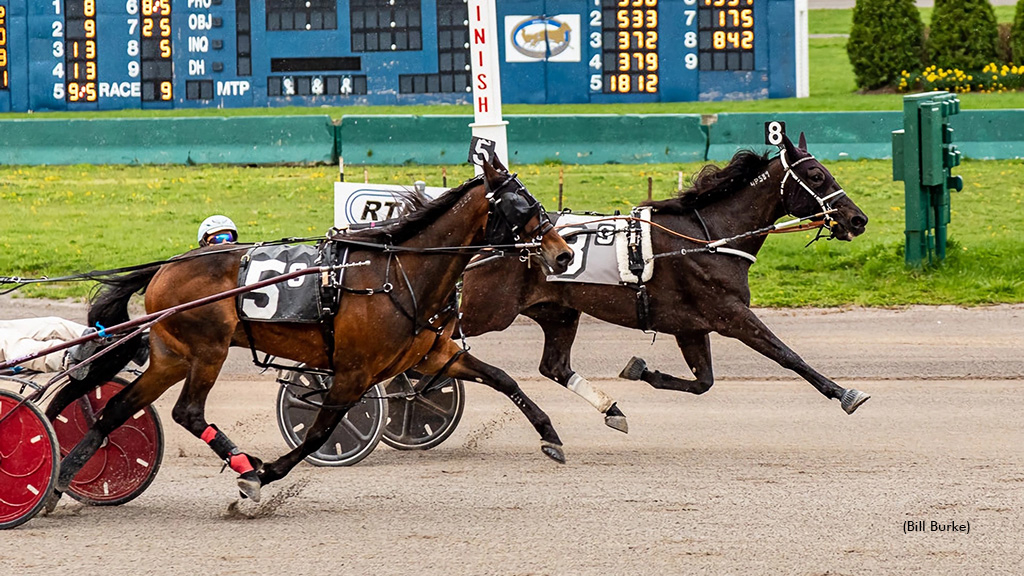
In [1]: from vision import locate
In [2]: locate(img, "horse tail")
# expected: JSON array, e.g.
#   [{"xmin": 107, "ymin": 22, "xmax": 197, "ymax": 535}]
[{"xmin": 74, "ymin": 266, "xmax": 160, "ymax": 388}]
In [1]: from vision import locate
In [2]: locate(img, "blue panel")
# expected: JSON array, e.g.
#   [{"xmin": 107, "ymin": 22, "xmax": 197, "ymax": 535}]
[
  {"xmin": 0, "ymin": 0, "xmax": 28, "ymax": 112},
  {"xmin": 657, "ymin": 0, "xmax": 699, "ymax": 102},
  {"xmin": 767, "ymin": 0, "xmax": 795, "ymax": 99},
  {"xmin": 496, "ymin": 0, "xmax": 549, "ymax": 105},
  {"xmin": 27, "ymin": 0, "xmax": 64, "ymax": 111}
]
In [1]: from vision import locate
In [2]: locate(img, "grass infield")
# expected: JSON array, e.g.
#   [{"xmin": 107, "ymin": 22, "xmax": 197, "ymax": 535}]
[{"xmin": 1, "ymin": 160, "xmax": 1020, "ymax": 306}]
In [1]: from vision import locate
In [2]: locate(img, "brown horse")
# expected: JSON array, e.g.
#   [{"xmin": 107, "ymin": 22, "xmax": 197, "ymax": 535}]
[
  {"xmin": 47, "ymin": 159, "xmax": 573, "ymax": 506},
  {"xmin": 460, "ymin": 134, "xmax": 871, "ymax": 432}
]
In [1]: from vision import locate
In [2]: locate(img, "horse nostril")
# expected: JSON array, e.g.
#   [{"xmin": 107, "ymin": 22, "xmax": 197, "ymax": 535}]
[
  {"xmin": 852, "ymin": 215, "xmax": 868, "ymax": 230},
  {"xmin": 556, "ymin": 251, "xmax": 573, "ymax": 267}
]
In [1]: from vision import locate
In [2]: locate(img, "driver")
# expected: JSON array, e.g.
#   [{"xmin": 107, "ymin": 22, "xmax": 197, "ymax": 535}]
[{"xmin": 197, "ymin": 215, "xmax": 239, "ymax": 247}]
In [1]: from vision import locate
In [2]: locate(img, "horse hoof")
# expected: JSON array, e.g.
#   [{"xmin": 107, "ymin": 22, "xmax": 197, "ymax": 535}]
[
  {"xmin": 541, "ymin": 441, "xmax": 566, "ymax": 464},
  {"xmin": 618, "ymin": 356, "xmax": 647, "ymax": 381},
  {"xmin": 237, "ymin": 471, "xmax": 262, "ymax": 503},
  {"xmin": 841, "ymin": 388, "xmax": 871, "ymax": 415},
  {"xmin": 604, "ymin": 403, "xmax": 628, "ymax": 434},
  {"xmin": 605, "ymin": 414, "xmax": 629, "ymax": 434}
]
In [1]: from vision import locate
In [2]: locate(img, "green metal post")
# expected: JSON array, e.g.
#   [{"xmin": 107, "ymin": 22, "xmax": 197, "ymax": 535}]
[{"xmin": 892, "ymin": 91, "xmax": 961, "ymax": 267}]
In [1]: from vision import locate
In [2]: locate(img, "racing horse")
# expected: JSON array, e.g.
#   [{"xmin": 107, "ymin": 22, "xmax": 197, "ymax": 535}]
[
  {"xmin": 459, "ymin": 133, "xmax": 871, "ymax": 432},
  {"xmin": 46, "ymin": 159, "xmax": 573, "ymax": 505}
]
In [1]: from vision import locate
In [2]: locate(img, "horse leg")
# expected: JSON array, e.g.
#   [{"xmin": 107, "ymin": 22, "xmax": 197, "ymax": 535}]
[
  {"xmin": 47, "ymin": 357, "xmax": 187, "ymax": 510},
  {"xmin": 170, "ymin": 354, "xmax": 266, "ymax": 501},
  {"xmin": 256, "ymin": 376, "xmax": 362, "ymax": 489},
  {"xmin": 44, "ymin": 377, "xmax": 99, "ymax": 421},
  {"xmin": 523, "ymin": 304, "xmax": 627, "ymax": 433},
  {"xmin": 417, "ymin": 338, "xmax": 566, "ymax": 463},
  {"xmin": 718, "ymin": 307, "xmax": 870, "ymax": 414},
  {"xmin": 619, "ymin": 333, "xmax": 716, "ymax": 395}
]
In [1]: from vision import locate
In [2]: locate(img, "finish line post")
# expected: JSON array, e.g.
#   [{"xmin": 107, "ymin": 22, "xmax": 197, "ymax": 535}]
[{"xmin": 468, "ymin": 0, "xmax": 509, "ymax": 172}]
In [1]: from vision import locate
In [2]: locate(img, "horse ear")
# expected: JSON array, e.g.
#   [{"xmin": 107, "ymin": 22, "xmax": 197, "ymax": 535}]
[
  {"xmin": 490, "ymin": 154, "xmax": 508, "ymax": 173},
  {"xmin": 798, "ymin": 132, "xmax": 807, "ymax": 151},
  {"xmin": 481, "ymin": 157, "xmax": 503, "ymax": 189},
  {"xmin": 780, "ymin": 132, "xmax": 796, "ymax": 154}
]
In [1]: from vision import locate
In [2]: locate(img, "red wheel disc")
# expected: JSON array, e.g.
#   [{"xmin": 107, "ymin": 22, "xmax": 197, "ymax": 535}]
[
  {"xmin": 0, "ymin": 390, "xmax": 58, "ymax": 529},
  {"xmin": 53, "ymin": 380, "xmax": 164, "ymax": 506}
]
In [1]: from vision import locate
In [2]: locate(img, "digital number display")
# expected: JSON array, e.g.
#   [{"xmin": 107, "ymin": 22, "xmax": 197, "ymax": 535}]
[
  {"xmin": 0, "ymin": 4, "xmax": 8, "ymax": 90},
  {"xmin": 601, "ymin": 0, "xmax": 659, "ymax": 94},
  {"xmin": 699, "ymin": 0, "xmax": 755, "ymax": 71},
  {"xmin": 139, "ymin": 0, "xmax": 173, "ymax": 101},
  {"xmin": 65, "ymin": 0, "xmax": 98, "ymax": 102}
]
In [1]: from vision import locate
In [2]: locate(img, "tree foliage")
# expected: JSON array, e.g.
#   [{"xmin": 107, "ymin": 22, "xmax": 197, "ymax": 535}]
[
  {"xmin": 1012, "ymin": 0, "xmax": 1024, "ymax": 63},
  {"xmin": 927, "ymin": 0, "xmax": 1000, "ymax": 70},
  {"xmin": 847, "ymin": 0, "xmax": 925, "ymax": 90}
]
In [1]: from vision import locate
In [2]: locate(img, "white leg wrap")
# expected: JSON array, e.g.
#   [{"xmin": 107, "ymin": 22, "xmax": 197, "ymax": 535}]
[{"xmin": 566, "ymin": 373, "xmax": 614, "ymax": 413}]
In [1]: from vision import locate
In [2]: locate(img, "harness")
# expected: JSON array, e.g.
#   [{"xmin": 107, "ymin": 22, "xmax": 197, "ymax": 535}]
[
  {"xmin": 778, "ymin": 148, "xmax": 848, "ymax": 227},
  {"xmin": 242, "ymin": 171, "xmax": 554, "ymax": 380}
]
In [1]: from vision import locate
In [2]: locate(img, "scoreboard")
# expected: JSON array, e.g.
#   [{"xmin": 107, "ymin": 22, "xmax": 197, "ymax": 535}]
[{"xmin": 0, "ymin": 0, "xmax": 804, "ymax": 112}]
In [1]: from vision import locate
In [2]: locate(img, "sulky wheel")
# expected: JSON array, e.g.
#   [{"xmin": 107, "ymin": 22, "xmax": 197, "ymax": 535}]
[
  {"xmin": 0, "ymin": 389, "xmax": 59, "ymax": 530},
  {"xmin": 275, "ymin": 367, "xmax": 387, "ymax": 467},
  {"xmin": 53, "ymin": 378, "xmax": 164, "ymax": 506},
  {"xmin": 381, "ymin": 371, "xmax": 465, "ymax": 450}
]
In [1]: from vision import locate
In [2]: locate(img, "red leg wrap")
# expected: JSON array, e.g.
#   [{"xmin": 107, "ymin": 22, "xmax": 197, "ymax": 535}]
[
  {"xmin": 201, "ymin": 425, "xmax": 218, "ymax": 444},
  {"xmin": 229, "ymin": 453, "xmax": 255, "ymax": 474}
]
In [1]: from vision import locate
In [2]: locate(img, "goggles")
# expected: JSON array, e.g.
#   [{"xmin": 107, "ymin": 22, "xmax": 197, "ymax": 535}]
[{"xmin": 207, "ymin": 231, "xmax": 236, "ymax": 245}]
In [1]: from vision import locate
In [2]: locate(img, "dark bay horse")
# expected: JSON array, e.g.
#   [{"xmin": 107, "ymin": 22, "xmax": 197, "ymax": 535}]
[
  {"xmin": 460, "ymin": 134, "xmax": 870, "ymax": 432},
  {"xmin": 47, "ymin": 159, "xmax": 573, "ymax": 505}
]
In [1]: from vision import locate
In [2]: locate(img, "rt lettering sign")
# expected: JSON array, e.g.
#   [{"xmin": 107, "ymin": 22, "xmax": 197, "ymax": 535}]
[{"xmin": 334, "ymin": 182, "xmax": 448, "ymax": 228}]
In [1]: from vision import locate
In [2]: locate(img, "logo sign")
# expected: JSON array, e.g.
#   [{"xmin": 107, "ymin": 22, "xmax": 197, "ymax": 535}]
[
  {"xmin": 504, "ymin": 14, "xmax": 581, "ymax": 63},
  {"xmin": 468, "ymin": 136, "xmax": 497, "ymax": 166},
  {"xmin": 334, "ymin": 183, "xmax": 448, "ymax": 228}
]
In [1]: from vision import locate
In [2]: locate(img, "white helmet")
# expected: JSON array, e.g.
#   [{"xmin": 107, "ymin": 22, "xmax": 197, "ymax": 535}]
[{"xmin": 197, "ymin": 215, "xmax": 238, "ymax": 246}]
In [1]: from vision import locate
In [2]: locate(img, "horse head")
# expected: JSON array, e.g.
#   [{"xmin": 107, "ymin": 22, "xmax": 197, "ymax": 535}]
[
  {"xmin": 778, "ymin": 133, "xmax": 868, "ymax": 241},
  {"xmin": 481, "ymin": 157, "xmax": 573, "ymax": 274}
]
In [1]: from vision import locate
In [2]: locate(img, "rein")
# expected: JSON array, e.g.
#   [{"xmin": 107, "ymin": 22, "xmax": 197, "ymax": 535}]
[{"xmin": 550, "ymin": 210, "xmax": 833, "ymax": 263}]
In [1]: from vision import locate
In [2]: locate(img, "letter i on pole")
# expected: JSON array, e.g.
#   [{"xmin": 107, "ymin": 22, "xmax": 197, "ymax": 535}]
[{"xmin": 468, "ymin": 0, "xmax": 509, "ymax": 173}]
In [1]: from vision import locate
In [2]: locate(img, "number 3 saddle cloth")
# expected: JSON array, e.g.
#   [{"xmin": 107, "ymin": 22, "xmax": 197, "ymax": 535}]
[{"xmin": 547, "ymin": 207, "xmax": 653, "ymax": 286}]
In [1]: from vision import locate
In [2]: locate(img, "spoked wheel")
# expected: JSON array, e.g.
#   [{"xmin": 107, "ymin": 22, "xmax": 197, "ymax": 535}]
[
  {"xmin": 381, "ymin": 371, "xmax": 465, "ymax": 450},
  {"xmin": 275, "ymin": 367, "xmax": 387, "ymax": 467},
  {"xmin": 0, "ymin": 389, "xmax": 59, "ymax": 530},
  {"xmin": 53, "ymin": 378, "xmax": 164, "ymax": 506}
]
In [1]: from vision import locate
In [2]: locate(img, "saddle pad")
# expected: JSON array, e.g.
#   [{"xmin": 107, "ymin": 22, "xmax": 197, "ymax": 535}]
[
  {"xmin": 237, "ymin": 245, "xmax": 323, "ymax": 323},
  {"xmin": 547, "ymin": 208, "xmax": 654, "ymax": 286}
]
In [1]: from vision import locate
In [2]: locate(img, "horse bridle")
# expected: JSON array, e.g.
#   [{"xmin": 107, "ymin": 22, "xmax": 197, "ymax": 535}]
[
  {"xmin": 484, "ymin": 172, "xmax": 554, "ymax": 245},
  {"xmin": 778, "ymin": 147, "xmax": 847, "ymax": 227}
]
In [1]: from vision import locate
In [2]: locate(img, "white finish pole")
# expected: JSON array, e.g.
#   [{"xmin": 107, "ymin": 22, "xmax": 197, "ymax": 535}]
[
  {"xmin": 468, "ymin": 0, "xmax": 509, "ymax": 173},
  {"xmin": 795, "ymin": 0, "xmax": 809, "ymax": 98}
]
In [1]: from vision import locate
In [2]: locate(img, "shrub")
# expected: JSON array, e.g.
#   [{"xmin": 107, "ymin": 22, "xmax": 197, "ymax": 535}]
[
  {"xmin": 847, "ymin": 0, "xmax": 925, "ymax": 90},
  {"xmin": 1012, "ymin": 0, "xmax": 1024, "ymax": 63},
  {"xmin": 927, "ymin": 0, "xmax": 999, "ymax": 70}
]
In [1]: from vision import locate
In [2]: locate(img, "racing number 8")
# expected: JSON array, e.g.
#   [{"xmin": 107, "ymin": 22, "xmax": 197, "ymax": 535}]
[{"xmin": 764, "ymin": 121, "xmax": 786, "ymax": 146}]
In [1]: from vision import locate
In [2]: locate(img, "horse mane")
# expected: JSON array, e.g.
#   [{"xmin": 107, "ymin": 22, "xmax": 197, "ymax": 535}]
[
  {"xmin": 642, "ymin": 149, "xmax": 773, "ymax": 214},
  {"xmin": 343, "ymin": 175, "xmax": 485, "ymax": 244}
]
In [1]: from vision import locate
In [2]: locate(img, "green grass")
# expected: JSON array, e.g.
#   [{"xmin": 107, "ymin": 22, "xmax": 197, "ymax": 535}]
[{"xmin": 1, "ymin": 161, "xmax": 1021, "ymax": 305}]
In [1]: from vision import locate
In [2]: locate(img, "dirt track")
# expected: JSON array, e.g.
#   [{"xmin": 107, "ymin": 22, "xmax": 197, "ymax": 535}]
[{"xmin": 1, "ymin": 299, "xmax": 1022, "ymax": 575}]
